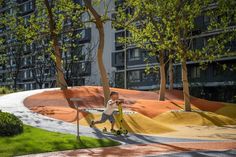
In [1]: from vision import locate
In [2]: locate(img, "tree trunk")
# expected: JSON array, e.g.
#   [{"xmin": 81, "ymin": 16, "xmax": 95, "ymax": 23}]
[
  {"xmin": 83, "ymin": 0, "xmax": 110, "ymax": 105},
  {"xmin": 181, "ymin": 59, "xmax": 191, "ymax": 111},
  {"xmin": 54, "ymin": 43, "xmax": 68, "ymax": 90},
  {"xmin": 39, "ymin": 83, "xmax": 43, "ymax": 89},
  {"xmin": 159, "ymin": 51, "xmax": 166, "ymax": 101},
  {"xmin": 96, "ymin": 25, "xmax": 110, "ymax": 105},
  {"xmin": 13, "ymin": 77, "xmax": 17, "ymax": 91},
  {"xmin": 169, "ymin": 59, "xmax": 174, "ymax": 90},
  {"xmin": 44, "ymin": 0, "xmax": 67, "ymax": 90}
]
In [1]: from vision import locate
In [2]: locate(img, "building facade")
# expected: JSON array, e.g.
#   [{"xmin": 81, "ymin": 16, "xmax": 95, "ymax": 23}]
[
  {"xmin": 0, "ymin": 0, "xmax": 115, "ymax": 90},
  {"xmin": 111, "ymin": 1, "xmax": 236, "ymax": 102}
]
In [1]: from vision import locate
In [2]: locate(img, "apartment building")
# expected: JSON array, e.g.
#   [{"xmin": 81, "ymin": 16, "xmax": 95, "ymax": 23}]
[
  {"xmin": 0, "ymin": 0, "xmax": 115, "ymax": 90},
  {"xmin": 111, "ymin": 1, "xmax": 236, "ymax": 102}
]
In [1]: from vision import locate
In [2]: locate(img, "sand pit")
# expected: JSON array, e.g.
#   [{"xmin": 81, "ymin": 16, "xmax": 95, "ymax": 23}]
[{"xmin": 23, "ymin": 86, "xmax": 236, "ymax": 138}]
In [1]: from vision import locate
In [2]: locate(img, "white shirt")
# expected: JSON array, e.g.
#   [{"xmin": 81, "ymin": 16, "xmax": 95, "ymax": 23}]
[{"xmin": 104, "ymin": 99, "xmax": 117, "ymax": 115}]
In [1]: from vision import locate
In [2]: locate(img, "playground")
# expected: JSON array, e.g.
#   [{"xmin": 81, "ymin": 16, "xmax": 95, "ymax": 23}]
[
  {"xmin": 0, "ymin": 86, "xmax": 236, "ymax": 156},
  {"xmin": 24, "ymin": 86, "xmax": 236, "ymax": 140}
]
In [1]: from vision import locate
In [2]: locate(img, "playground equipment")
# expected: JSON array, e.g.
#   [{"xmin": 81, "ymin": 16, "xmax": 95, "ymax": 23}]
[{"xmin": 102, "ymin": 100, "xmax": 128, "ymax": 136}]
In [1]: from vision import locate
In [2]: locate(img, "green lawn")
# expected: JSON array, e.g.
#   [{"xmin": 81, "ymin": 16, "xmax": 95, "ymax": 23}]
[{"xmin": 0, "ymin": 125, "xmax": 120, "ymax": 157}]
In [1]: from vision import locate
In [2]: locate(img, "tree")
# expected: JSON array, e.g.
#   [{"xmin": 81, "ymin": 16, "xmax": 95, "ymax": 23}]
[
  {"xmin": 7, "ymin": 43, "xmax": 24, "ymax": 90},
  {"xmin": 168, "ymin": 57, "xmax": 174, "ymax": 90},
  {"xmin": 1, "ymin": 4, "xmax": 28, "ymax": 91},
  {"xmin": 169, "ymin": 0, "xmax": 236, "ymax": 111},
  {"xmin": 115, "ymin": 0, "xmax": 176, "ymax": 101},
  {"xmin": 4, "ymin": 0, "xmax": 85, "ymax": 90},
  {"xmin": 82, "ymin": 0, "xmax": 111, "ymax": 105},
  {"xmin": 63, "ymin": 43, "xmax": 95, "ymax": 86},
  {"xmin": 116, "ymin": 0, "xmax": 236, "ymax": 111},
  {"xmin": 31, "ymin": 40, "xmax": 53, "ymax": 89},
  {"xmin": 43, "ymin": 0, "xmax": 68, "ymax": 89}
]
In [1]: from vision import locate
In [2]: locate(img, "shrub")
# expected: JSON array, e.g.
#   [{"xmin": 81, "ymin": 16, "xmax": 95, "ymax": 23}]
[
  {"xmin": 0, "ymin": 111, "xmax": 23, "ymax": 136},
  {"xmin": 0, "ymin": 87, "xmax": 13, "ymax": 94}
]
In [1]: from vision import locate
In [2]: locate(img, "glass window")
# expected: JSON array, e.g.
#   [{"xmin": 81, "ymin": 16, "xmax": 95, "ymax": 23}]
[
  {"xmin": 44, "ymin": 83, "xmax": 49, "ymax": 88},
  {"xmin": 128, "ymin": 49, "xmax": 140, "ymax": 61},
  {"xmin": 44, "ymin": 69, "xmax": 49, "ymax": 74},
  {"xmin": 115, "ymin": 52, "xmax": 124, "ymax": 64},
  {"xmin": 115, "ymin": 72, "xmax": 124, "ymax": 88},
  {"xmin": 24, "ymin": 15, "xmax": 30, "ymax": 25},
  {"xmin": 203, "ymin": 15, "xmax": 210, "ymax": 26},
  {"xmin": 128, "ymin": 70, "xmax": 140, "ymax": 82},
  {"xmin": 191, "ymin": 66, "xmax": 200, "ymax": 78},
  {"xmin": 141, "ymin": 71, "xmax": 148, "ymax": 81},
  {"xmin": 24, "ymin": 1, "xmax": 33, "ymax": 12},
  {"xmin": 193, "ymin": 38, "xmax": 204, "ymax": 50}
]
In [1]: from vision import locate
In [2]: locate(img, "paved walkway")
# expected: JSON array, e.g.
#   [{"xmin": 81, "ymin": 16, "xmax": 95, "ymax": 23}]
[
  {"xmin": 0, "ymin": 89, "xmax": 236, "ymax": 157},
  {"xmin": 21, "ymin": 142, "xmax": 236, "ymax": 157}
]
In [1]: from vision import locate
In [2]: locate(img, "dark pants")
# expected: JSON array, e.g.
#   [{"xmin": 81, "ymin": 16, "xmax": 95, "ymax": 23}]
[{"xmin": 99, "ymin": 113, "xmax": 115, "ymax": 123}]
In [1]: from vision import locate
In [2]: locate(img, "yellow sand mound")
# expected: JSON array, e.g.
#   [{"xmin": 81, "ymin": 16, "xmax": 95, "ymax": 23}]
[
  {"xmin": 154, "ymin": 111, "xmax": 236, "ymax": 126},
  {"xmin": 216, "ymin": 104, "xmax": 236, "ymax": 119},
  {"xmin": 79, "ymin": 113, "xmax": 174, "ymax": 135}
]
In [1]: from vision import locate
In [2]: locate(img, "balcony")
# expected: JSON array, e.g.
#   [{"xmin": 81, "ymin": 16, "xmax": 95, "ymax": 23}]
[
  {"xmin": 17, "ymin": 0, "xmax": 33, "ymax": 3},
  {"xmin": 17, "ymin": 0, "xmax": 35, "ymax": 16},
  {"xmin": 115, "ymin": 70, "xmax": 159, "ymax": 89},
  {"xmin": 112, "ymin": 48, "xmax": 156, "ymax": 68}
]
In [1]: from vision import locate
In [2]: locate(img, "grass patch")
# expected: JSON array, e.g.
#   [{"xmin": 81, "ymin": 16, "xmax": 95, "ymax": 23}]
[{"xmin": 0, "ymin": 125, "xmax": 120, "ymax": 157}]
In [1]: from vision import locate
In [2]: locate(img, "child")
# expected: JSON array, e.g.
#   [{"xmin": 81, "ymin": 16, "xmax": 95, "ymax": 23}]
[{"xmin": 90, "ymin": 91, "xmax": 121, "ymax": 132}]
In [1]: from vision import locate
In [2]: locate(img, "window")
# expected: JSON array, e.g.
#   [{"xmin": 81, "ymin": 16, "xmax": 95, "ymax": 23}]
[
  {"xmin": 192, "ymin": 38, "xmax": 204, "ymax": 50},
  {"xmin": 191, "ymin": 66, "xmax": 200, "ymax": 79},
  {"xmin": 30, "ymin": 70, "xmax": 33, "ymax": 78},
  {"xmin": 115, "ymin": 52, "xmax": 124, "ymax": 64},
  {"xmin": 24, "ymin": 15, "xmax": 30, "ymax": 25},
  {"xmin": 10, "ymin": 59, "xmax": 16, "ymax": 66},
  {"xmin": 141, "ymin": 71, "xmax": 148, "ymax": 81},
  {"xmin": 44, "ymin": 83, "xmax": 49, "ymax": 88},
  {"xmin": 213, "ymin": 65, "xmax": 224, "ymax": 76},
  {"xmin": 44, "ymin": 69, "xmax": 49, "ymax": 74},
  {"xmin": 115, "ymin": 31, "xmax": 125, "ymax": 50},
  {"xmin": 24, "ymin": 71, "xmax": 27, "ymax": 79},
  {"xmin": 115, "ymin": 72, "xmax": 124, "ymax": 88},
  {"xmin": 142, "ymin": 71, "xmax": 158, "ymax": 82},
  {"xmin": 23, "ymin": 1, "xmax": 33, "ymax": 12},
  {"xmin": 128, "ymin": 70, "xmax": 140, "ymax": 82},
  {"xmin": 81, "ymin": 30, "xmax": 85, "ymax": 39},
  {"xmin": 80, "ymin": 62, "xmax": 86, "ymax": 72},
  {"xmin": 203, "ymin": 15, "xmax": 210, "ymax": 26},
  {"xmin": 128, "ymin": 49, "xmax": 140, "ymax": 61},
  {"xmin": 81, "ymin": 62, "xmax": 85, "ymax": 71}
]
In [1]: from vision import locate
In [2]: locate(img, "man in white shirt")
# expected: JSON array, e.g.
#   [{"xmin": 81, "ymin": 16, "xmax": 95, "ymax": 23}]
[{"xmin": 90, "ymin": 91, "xmax": 120, "ymax": 132}]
